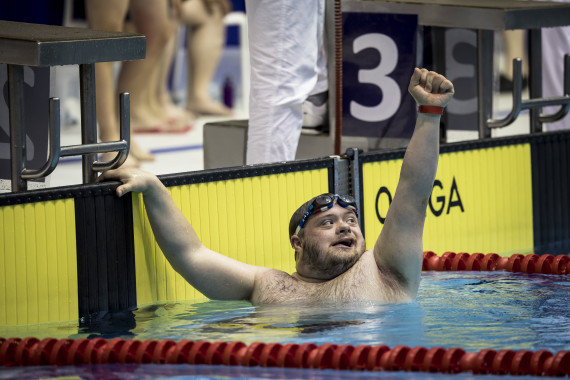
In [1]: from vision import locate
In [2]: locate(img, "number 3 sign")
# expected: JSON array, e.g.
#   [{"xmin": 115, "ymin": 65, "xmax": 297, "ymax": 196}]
[{"xmin": 342, "ymin": 13, "xmax": 418, "ymax": 138}]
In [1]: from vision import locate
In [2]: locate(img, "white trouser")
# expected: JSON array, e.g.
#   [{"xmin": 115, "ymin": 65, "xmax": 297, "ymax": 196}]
[
  {"xmin": 541, "ymin": 3, "xmax": 570, "ymax": 131},
  {"xmin": 245, "ymin": 0, "xmax": 327, "ymax": 164}
]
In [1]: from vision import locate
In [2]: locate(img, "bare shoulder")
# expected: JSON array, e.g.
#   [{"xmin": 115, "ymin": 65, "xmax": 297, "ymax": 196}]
[
  {"xmin": 251, "ymin": 268, "xmax": 309, "ymax": 305},
  {"xmin": 359, "ymin": 250, "xmax": 415, "ymax": 301}
]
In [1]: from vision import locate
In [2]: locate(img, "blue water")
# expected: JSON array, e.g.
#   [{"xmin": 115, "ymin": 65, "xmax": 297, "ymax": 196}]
[
  {"xmin": 2, "ymin": 271, "xmax": 568, "ymax": 353},
  {"xmin": 0, "ymin": 363, "xmax": 552, "ymax": 380}
]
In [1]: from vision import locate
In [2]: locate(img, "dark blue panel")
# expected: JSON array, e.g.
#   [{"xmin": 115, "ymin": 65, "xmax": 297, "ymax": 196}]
[
  {"xmin": 342, "ymin": 12, "xmax": 418, "ymax": 138},
  {"xmin": 1, "ymin": 0, "xmax": 64, "ymax": 25},
  {"xmin": 531, "ymin": 132, "xmax": 570, "ymax": 254}
]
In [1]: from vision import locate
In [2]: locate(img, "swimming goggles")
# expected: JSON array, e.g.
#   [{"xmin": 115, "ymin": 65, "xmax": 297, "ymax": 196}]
[{"xmin": 295, "ymin": 194, "xmax": 358, "ymax": 235}]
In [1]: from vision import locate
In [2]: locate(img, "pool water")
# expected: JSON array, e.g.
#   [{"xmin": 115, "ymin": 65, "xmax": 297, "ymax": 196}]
[
  {"xmin": 0, "ymin": 363, "xmax": 555, "ymax": 380},
  {"xmin": 1, "ymin": 271, "xmax": 568, "ymax": 354}
]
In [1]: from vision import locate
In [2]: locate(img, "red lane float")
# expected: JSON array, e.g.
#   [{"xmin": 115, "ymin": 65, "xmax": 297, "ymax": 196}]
[
  {"xmin": 1, "ymin": 337, "xmax": 569, "ymax": 377},
  {"xmin": 422, "ymin": 252, "xmax": 569, "ymax": 275}
]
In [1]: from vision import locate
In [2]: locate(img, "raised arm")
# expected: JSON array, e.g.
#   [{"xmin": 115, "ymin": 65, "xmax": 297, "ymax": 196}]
[
  {"xmin": 98, "ymin": 168, "xmax": 268, "ymax": 301},
  {"xmin": 373, "ymin": 68, "xmax": 454, "ymax": 298}
]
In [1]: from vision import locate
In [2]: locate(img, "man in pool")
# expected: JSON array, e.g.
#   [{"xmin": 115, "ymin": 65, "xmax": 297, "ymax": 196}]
[{"xmin": 99, "ymin": 68, "xmax": 454, "ymax": 305}]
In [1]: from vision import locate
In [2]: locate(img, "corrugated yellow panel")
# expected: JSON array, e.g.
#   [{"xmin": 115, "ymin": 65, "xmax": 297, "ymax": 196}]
[
  {"xmin": 268, "ymin": 174, "xmax": 282, "ymax": 270},
  {"xmin": 362, "ymin": 144, "xmax": 533, "ymax": 256},
  {"xmin": 177, "ymin": 185, "xmax": 192, "ymax": 300},
  {"xmin": 24, "ymin": 203, "xmax": 38, "ymax": 324},
  {"xmin": 216, "ymin": 182, "xmax": 229, "ymax": 263},
  {"xmin": 45, "ymin": 201, "xmax": 58, "ymax": 323},
  {"xmin": 34, "ymin": 202, "xmax": 48, "ymax": 323},
  {"xmin": 59, "ymin": 199, "xmax": 78, "ymax": 322},
  {"xmin": 132, "ymin": 193, "xmax": 151, "ymax": 303},
  {"xmin": 133, "ymin": 169, "xmax": 329, "ymax": 304},
  {"xmin": 14, "ymin": 204, "xmax": 27, "ymax": 324},
  {"xmin": 165, "ymin": 187, "xmax": 180, "ymax": 301},
  {"xmin": 224, "ymin": 180, "xmax": 239, "ymax": 267},
  {"xmin": 187, "ymin": 184, "xmax": 203, "ymax": 300},
  {"xmin": 362, "ymin": 158, "xmax": 402, "ymax": 251},
  {"xmin": 0, "ymin": 199, "xmax": 78, "ymax": 326},
  {"xmin": 234, "ymin": 179, "xmax": 247, "ymax": 265},
  {"xmin": 2, "ymin": 206, "xmax": 16, "ymax": 325}
]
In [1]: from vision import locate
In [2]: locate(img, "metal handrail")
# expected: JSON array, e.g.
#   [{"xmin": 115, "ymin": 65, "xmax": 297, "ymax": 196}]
[
  {"xmin": 21, "ymin": 98, "xmax": 61, "ymax": 180},
  {"xmin": 487, "ymin": 59, "xmax": 524, "ymax": 129},
  {"xmin": 20, "ymin": 93, "xmax": 130, "ymax": 182},
  {"xmin": 488, "ymin": 54, "xmax": 570, "ymax": 129},
  {"xmin": 539, "ymin": 53, "xmax": 570, "ymax": 123},
  {"xmin": 92, "ymin": 92, "xmax": 130, "ymax": 171}
]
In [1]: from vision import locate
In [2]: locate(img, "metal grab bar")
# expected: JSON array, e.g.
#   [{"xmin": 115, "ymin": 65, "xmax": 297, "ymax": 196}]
[
  {"xmin": 487, "ymin": 59, "xmax": 524, "ymax": 129},
  {"xmin": 61, "ymin": 141, "xmax": 128, "ymax": 157},
  {"xmin": 20, "ymin": 93, "xmax": 130, "ymax": 182},
  {"xmin": 21, "ymin": 98, "xmax": 61, "ymax": 180},
  {"xmin": 92, "ymin": 92, "xmax": 130, "ymax": 172},
  {"xmin": 539, "ymin": 53, "xmax": 570, "ymax": 123},
  {"xmin": 488, "ymin": 54, "xmax": 570, "ymax": 129}
]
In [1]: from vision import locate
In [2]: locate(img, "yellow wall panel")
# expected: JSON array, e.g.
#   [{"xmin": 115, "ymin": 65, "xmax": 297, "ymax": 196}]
[
  {"xmin": 2, "ymin": 206, "xmax": 16, "ymax": 325},
  {"xmin": 362, "ymin": 144, "xmax": 534, "ymax": 256},
  {"xmin": 0, "ymin": 199, "xmax": 78, "ymax": 326},
  {"xmin": 133, "ymin": 169, "xmax": 329, "ymax": 305}
]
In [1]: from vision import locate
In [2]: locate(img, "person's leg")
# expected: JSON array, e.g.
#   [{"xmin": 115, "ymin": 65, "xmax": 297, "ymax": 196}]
[
  {"xmin": 120, "ymin": 0, "xmax": 185, "ymax": 133},
  {"xmin": 85, "ymin": 0, "xmax": 144, "ymax": 167},
  {"xmin": 503, "ymin": 30, "xmax": 528, "ymax": 80},
  {"xmin": 179, "ymin": 0, "xmax": 232, "ymax": 116},
  {"xmin": 542, "ymin": 25, "xmax": 570, "ymax": 131},
  {"xmin": 245, "ymin": 0, "xmax": 321, "ymax": 164},
  {"xmin": 155, "ymin": 20, "xmax": 195, "ymax": 129},
  {"xmin": 311, "ymin": 0, "xmax": 328, "ymax": 97},
  {"xmin": 500, "ymin": 30, "xmax": 528, "ymax": 92},
  {"xmin": 303, "ymin": 0, "xmax": 329, "ymax": 130}
]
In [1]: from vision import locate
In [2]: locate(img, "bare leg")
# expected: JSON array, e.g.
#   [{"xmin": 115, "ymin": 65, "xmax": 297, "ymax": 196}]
[
  {"xmin": 120, "ymin": 0, "xmax": 188, "ymax": 133},
  {"xmin": 179, "ymin": 0, "xmax": 232, "ymax": 116},
  {"xmin": 123, "ymin": 10, "xmax": 193, "ymax": 133},
  {"xmin": 156, "ymin": 20, "xmax": 195, "ymax": 129},
  {"xmin": 503, "ymin": 30, "xmax": 528, "ymax": 80},
  {"xmin": 85, "ymin": 0, "xmax": 144, "ymax": 166}
]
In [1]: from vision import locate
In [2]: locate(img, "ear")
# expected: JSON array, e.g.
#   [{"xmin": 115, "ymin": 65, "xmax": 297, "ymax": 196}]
[
  {"xmin": 290, "ymin": 235, "xmax": 302, "ymax": 250},
  {"xmin": 291, "ymin": 235, "xmax": 302, "ymax": 261}
]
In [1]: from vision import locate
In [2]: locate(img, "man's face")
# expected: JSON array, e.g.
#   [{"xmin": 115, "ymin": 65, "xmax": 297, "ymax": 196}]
[{"xmin": 293, "ymin": 204, "xmax": 366, "ymax": 280}]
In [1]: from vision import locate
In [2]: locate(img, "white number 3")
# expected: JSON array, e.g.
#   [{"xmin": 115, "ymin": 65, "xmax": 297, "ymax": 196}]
[{"xmin": 350, "ymin": 33, "xmax": 401, "ymax": 122}]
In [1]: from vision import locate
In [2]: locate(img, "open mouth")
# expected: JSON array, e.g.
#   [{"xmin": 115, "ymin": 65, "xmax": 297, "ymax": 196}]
[{"xmin": 332, "ymin": 237, "xmax": 354, "ymax": 249}]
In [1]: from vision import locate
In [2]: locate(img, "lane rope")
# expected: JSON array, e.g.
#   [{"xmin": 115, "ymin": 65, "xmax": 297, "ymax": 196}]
[
  {"xmin": 0, "ymin": 336, "xmax": 568, "ymax": 376},
  {"xmin": 422, "ymin": 251, "xmax": 570, "ymax": 274}
]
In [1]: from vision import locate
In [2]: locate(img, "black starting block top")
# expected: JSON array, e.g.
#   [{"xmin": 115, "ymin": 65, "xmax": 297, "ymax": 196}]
[
  {"xmin": 0, "ymin": 20, "xmax": 146, "ymax": 66},
  {"xmin": 354, "ymin": 0, "xmax": 570, "ymax": 30}
]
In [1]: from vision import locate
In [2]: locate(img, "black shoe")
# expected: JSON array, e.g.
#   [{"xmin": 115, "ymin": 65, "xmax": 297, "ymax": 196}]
[{"xmin": 500, "ymin": 75, "xmax": 528, "ymax": 93}]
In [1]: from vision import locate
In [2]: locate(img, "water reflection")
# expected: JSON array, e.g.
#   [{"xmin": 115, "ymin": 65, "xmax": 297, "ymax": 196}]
[
  {"xmin": 0, "ymin": 272, "xmax": 567, "ymax": 353},
  {"xmin": 418, "ymin": 271, "xmax": 570, "ymax": 351},
  {"xmin": 126, "ymin": 299, "xmax": 426, "ymax": 348}
]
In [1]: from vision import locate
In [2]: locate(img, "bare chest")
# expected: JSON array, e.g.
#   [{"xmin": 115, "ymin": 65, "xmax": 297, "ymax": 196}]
[{"xmin": 251, "ymin": 253, "xmax": 407, "ymax": 304}]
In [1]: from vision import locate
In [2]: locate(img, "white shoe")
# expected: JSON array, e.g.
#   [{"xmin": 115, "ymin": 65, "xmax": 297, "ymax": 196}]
[{"xmin": 302, "ymin": 92, "xmax": 328, "ymax": 133}]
